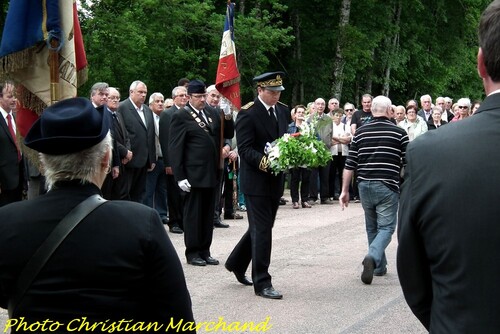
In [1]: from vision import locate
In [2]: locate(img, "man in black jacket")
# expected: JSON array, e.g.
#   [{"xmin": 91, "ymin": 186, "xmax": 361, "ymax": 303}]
[
  {"xmin": 397, "ymin": 1, "xmax": 500, "ymax": 332},
  {"xmin": 225, "ymin": 72, "xmax": 289, "ymax": 299}
]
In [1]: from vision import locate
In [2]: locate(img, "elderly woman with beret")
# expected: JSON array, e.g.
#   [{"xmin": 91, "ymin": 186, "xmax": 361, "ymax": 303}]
[{"xmin": 0, "ymin": 98, "xmax": 194, "ymax": 331}]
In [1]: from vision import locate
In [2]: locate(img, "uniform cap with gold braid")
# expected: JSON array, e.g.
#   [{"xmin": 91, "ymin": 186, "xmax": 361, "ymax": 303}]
[{"xmin": 253, "ymin": 71, "xmax": 285, "ymax": 91}]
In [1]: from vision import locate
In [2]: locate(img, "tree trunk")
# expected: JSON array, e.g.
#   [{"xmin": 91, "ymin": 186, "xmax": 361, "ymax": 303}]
[
  {"xmin": 382, "ymin": 1, "xmax": 402, "ymax": 97},
  {"xmin": 331, "ymin": 0, "xmax": 352, "ymax": 101},
  {"xmin": 291, "ymin": 10, "xmax": 303, "ymax": 107}
]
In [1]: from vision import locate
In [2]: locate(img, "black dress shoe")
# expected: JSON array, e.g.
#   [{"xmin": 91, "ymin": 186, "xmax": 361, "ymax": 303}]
[
  {"xmin": 162, "ymin": 217, "xmax": 169, "ymax": 225},
  {"xmin": 169, "ymin": 225, "xmax": 183, "ymax": 234},
  {"xmin": 187, "ymin": 257, "xmax": 206, "ymax": 266},
  {"xmin": 361, "ymin": 255, "xmax": 375, "ymax": 284},
  {"xmin": 279, "ymin": 198, "xmax": 287, "ymax": 205},
  {"xmin": 256, "ymin": 287, "xmax": 283, "ymax": 299},
  {"xmin": 203, "ymin": 256, "xmax": 220, "ymax": 265},
  {"xmin": 214, "ymin": 220, "xmax": 230, "ymax": 228},
  {"xmin": 224, "ymin": 213, "xmax": 244, "ymax": 220},
  {"xmin": 225, "ymin": 264, "xmax": 253, "ymax": 286}
]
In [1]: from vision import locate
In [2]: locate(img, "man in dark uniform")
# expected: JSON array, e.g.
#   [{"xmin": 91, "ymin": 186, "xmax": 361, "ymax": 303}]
[
  {"xmin": 225, "ymin": 71, "xmax": 288, "ymax": 299},
  {"xmin": 169, "ymin": 80, "xmax": 234, "ymax": 266}
]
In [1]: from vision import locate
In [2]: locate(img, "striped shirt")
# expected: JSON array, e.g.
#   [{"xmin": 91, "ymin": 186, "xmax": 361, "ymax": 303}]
[{"xmin": 345, "ymin": 117, "xmax": 409, "ymax": 192}]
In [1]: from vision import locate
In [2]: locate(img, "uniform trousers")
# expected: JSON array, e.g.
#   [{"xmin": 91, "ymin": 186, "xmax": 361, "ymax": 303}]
[
  {"xmin": 226, "ymin": 194, "xmax": 280, "ymax": 292},
  {"xmin": 183, "ymin": 187, "xmax": 217, "ymax": 261}
]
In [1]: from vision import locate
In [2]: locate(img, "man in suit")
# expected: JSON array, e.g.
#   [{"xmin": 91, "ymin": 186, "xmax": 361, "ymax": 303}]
[
  {"xmin": 0, "ymin": 81, "xmax": 24, "ymax": 207},
  {"xmin": 144, "ymin": 92, "xmax": 169, "ymax": 224},
  {"xmin": 225, "ymin": 71, "xmax": 289, "ymax": 299},
  {"xmin": 0, "ymin": 97, "xmax": 194, "ymax": 329},
  {"xmin": 169, "ymin": 80, "xmax": 234, "ymax": 266},
  {"xmin": 118, "ymin": 80, "xmax": 156, "ymax": 203},
  {"xmin": 159, "ymin": 86, "xmax": 188, "ymax": 234},
  {"xmin": 397, "ymin": 2, "xmax": 500, "ymax": 332},
  {"xmin": 101, "ymin": 87, "xmax": 132, "ymax": 200},
  {"xmin": 417, "ymin": 94, "xmax": 433, "ymax": 122}
]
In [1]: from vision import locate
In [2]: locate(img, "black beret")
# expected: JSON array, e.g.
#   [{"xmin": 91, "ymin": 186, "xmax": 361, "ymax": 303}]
[
  {"xmin": 187, "ymin": 79, "xmax": 207, "ymax": 95},
  {"xmin": 24, "ymin": 97, "xmax": 110, "ymax": 155}
]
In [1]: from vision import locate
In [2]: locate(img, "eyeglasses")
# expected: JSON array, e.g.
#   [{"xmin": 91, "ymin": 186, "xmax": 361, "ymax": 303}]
[
  {"xmin": 406, "ymin": 111, "xmax": 416, "ymax": 114},
  {"xmin": 345, "ymin": 109, "xmax": 353, "ymax": 112},
  {"xmin": 175, "ymin": 94, "xmax": 187, "ymax": 98},
  {"xmin": 458, "ymin": 106, "xmax": 468, "ymax": 109},
  {"xmin": 108, "ymin": 96, "xmax": 120, "ymax": 101},
  {"xmin": 190, "ymin": 94, "xmax": 207, "ymax": 99}
]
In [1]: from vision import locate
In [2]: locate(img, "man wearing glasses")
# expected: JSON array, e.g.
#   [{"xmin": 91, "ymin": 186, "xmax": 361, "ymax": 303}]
[{"xmin": 169, "ymin": 80, "xmax": 234, "ymax": 266}]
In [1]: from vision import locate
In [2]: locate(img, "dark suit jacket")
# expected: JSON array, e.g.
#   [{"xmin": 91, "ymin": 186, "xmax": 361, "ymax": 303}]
[
  {"xmin": 169, "ymin": 103, "xmax": 234, "ymax": 187},
  {"xmin": 0, "ymin": 112, "xmax": 21, "ymax": 191},
  {"xmin": 397, "ymin": 92, "xmax": 500, "ymax": 333},
  {"xmin": 236, "ymin": 99, "xmax": 288, "ymax": 197},
  {"xmin": 159, "ymin": 105, "xmax": 178, "ymax": 168},
  {"xmin": 426, "ymin": 119, "xmax": 447, "ymax": 130},
  {"xmin": 417, "ymin": 108, "xmax": 432, "ymax": 122},
  {"xmin": 117, "ymin": 98, "xmax": 155, "ymax": 169},
  {"xmin": 0, "ymin": 181, "xmax": 194, "ymax": 330},
  {"xmin": 110, "ymin": 108, "xmax": 131, "ymax": 162}
]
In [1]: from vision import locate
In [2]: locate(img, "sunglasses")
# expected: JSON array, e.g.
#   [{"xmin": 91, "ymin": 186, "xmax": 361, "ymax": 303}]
[
  {"xmin": 345, "ymin": 109, "xmax": 353, "ymax": 112},
  {"xmin": 458, "ymin": 106, "xmax": 468, "ymax": 109}
]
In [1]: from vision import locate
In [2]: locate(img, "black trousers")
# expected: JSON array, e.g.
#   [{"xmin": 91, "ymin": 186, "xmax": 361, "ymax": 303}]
[
  {"xmin": 309, "ymin": 162, "xmax": 331, "ymax": 201},
  {"xmin": 166, "ymin": 174, "xmax": 184, "ymax": 229},
  {"xmin": 226, "ymin": 194, "xmax": 280, "ymax": 292},
  {"xmin": 289, "ymin": 167, "xmax": 311, "ymax": 203},
  {"xmin": 124, "ymin": 165, "xmax": 147, "ymax": 203},
  {"xmin": 329, "ymin": 154, "xmax": 346, "ymax": 198},
  {"xmin": 183, "ymin": 187, "xmax": 216, "ymax": 261},
  {"xmin": 102, "ymin": 165, "xmax": 129, "ymax": 200}
]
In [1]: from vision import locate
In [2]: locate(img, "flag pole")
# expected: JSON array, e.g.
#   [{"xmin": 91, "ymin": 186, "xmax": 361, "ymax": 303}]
[{"xmin": 49, "ymin": 39, "xmax": 60, "ymax": 105}]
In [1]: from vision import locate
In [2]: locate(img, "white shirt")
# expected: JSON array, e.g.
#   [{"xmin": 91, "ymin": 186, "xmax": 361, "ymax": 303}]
[{"xmin": 331, "ymin": 122, "xmax": 350, "ymax": 156}]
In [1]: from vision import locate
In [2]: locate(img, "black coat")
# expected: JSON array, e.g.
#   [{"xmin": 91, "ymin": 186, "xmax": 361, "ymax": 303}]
[
  {"xmin": 397, "ymin": 93, "xmax": 500, "ymax": 333},
  {"xmin": 0, "ymin": 112, "xmax": 21, "ymax": 191},
  {"xmin": 169, "ymin": 103, "xmax": 234, "ymax": 187},
  {"xmin": 236, "ymin": 99, "xmax": 288, "ymax": 197},
  {"xmin": 0, "ymin": 181, "xmax": 194, "ymax": 330},
  {"xmin": 117, "ymin": 98, "xmax": 155, "ymax": 169}
]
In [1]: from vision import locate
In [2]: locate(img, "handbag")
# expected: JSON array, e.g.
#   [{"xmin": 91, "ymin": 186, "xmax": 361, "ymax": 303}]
[{"xmin": 8, "ymin": 194, "xmax": 107, "ymax": 317}]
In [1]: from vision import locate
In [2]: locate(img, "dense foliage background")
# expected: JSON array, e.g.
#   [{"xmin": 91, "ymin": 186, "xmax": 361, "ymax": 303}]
[{"xmin": 0, "ymin": 0, "xmax": 493, "ymax": 107}]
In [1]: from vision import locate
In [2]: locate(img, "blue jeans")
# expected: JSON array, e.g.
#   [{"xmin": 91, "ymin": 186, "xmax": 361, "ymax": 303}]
[
  {"xmin": 143, "ymin": 158, "xmax": 168, "ymax": 219},
  {"xmin": 358, "ymin": 180, "xmax": 398, "ymax": 273}
]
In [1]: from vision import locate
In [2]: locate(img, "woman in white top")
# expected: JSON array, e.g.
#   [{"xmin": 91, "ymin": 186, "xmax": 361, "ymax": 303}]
[{"xmin": 398, "ymin": 105, "xmax": 428, "ymax": 141}]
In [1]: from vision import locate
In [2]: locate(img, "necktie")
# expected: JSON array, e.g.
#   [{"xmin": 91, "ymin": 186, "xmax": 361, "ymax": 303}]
[
  {"xmin": 6, "ymin": 113, "xmax": 21, "ymax": 161},
  {"xmin": 268, "ymin": 107, "xmax": 278, "ymax": 133},
  {"xmin": 199, "ymin": 109, "xmax": 208, "ymax": 123}
]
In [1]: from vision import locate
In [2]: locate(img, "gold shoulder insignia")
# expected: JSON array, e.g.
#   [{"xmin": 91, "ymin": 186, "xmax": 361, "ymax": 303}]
[
  {"xmin": 259, "ymin": 155, "xmax": 270, "ymax": 172},
  {"xmin": 241, "ymin": 101, "xmax": 254, "ymax": 110},
  {"xmin": 277, "ymin": 101, "xmax": 288, "ymax": 107}
]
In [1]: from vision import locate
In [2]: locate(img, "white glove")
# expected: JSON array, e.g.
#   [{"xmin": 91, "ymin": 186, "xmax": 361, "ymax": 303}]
[
  {"xmin": 223, "ymin": 104, "xmax": 232, "ymax": 116},
  {"xmin": 178, "ymin": 179, "xmax": 191, "ymax": 192}
]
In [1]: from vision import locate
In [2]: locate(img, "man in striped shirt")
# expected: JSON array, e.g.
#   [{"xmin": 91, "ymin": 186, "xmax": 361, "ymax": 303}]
[{"xmin": 339, "ymin": 95, "xmax": 409, "ymax": 285}]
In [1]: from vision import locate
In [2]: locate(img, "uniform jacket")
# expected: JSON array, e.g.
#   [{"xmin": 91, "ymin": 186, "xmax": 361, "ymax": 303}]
[
  {"xmin": 397, "ymin": 92, "xmax": 500, "ymax": 333},
  {"xmin": 117, "ymin": 98, "xmax": 155, "ymax": 169},
  {"xmin": 236, "ymin": 98, "xmax": 288, "ymax": 197},
  {"xmin": 0, "ymin": 181, "xmax": 194, "ymax": 330},
  {"xmin": 0, "ymin": 111, "xmax": 21, "ymax": 190},
  {"xmin": 169, "ymin": 103, "xmax": 234, "ymax": 187}
]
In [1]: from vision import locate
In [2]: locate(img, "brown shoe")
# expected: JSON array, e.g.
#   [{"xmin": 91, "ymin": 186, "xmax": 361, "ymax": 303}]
[
  {"xmin": 301, "ymin": 201, "xmax": 312, "ymax": 208},
  {"xmin": 292, "ymin": 202, "xmax": 300, "ymax": 209}
]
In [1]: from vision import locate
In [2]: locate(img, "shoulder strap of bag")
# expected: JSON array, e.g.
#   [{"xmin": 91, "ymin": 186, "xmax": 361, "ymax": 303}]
[{"xmin": 8, "ymin": 194, "xmax": 107, "ymax": 317}]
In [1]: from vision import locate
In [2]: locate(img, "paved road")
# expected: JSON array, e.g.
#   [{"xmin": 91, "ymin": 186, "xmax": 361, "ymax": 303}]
[{"xmin": 0, "ymin": 193, "xmax": 427, "ymax": 333}]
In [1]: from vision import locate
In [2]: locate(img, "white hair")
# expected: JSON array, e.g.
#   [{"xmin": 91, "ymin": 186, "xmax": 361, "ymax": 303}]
[
  {"xmin": 148, "ymin": 92, "xmax": 164, "ymax": 105},
  {"xmin": 456, "ymin": 97, "xmax": 471, "ymax": 108},
  {"xmin": 41, "ymin": 133, "xmax": 112, "ymax": 190},
  {"xmin": 371, "ymin": 95, "xmax": 392, "ymax": 115}
]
